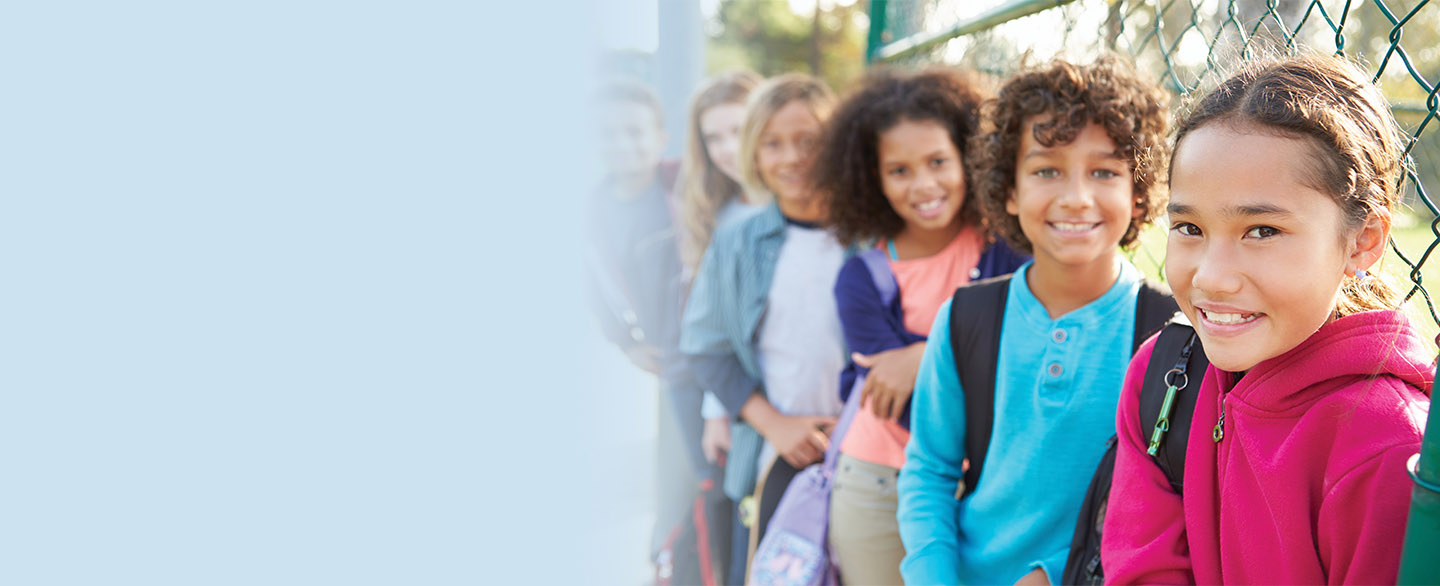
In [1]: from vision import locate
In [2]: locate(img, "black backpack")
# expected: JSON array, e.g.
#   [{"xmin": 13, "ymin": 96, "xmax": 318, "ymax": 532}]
[
  {"xmin": 947, "ymin": 275, "xmax": 1178, "ymax": 499},
  {"xmin": 1060, "ymin": 319, "xmax": 1207, "ymax": 585}
]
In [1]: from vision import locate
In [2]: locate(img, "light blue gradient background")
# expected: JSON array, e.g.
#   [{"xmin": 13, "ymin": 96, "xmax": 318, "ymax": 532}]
[{"xmin": 0, "ymin": 1, "xmax": 625, "ymax": 583}]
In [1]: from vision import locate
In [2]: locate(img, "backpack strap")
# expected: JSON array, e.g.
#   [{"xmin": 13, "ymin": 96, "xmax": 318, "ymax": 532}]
[
  {"xmin": 1133, "ymin": 280, "xmax": 1177, "ymax": 353},
  {"xmin": 1055, "ymin": 288, "xmax": 1185, "ymax": 586},
  {"xmin": 1137, "ymin": 317, "xmax": 1209, "ymax": 494},
  {"xmin": 948, "ymin": 274, "xmax": 1012, "ymax": 499},
  {"xmin": 953, "ymin": 276, "xmax": 1177, "ymax": 499},
  {"xmin": 857, "ymin": 248, "xmax": 900, "ymax": 306},
  {"xmin": 822, "ymin": 248, "xmax": 902, "ymax": 465}
]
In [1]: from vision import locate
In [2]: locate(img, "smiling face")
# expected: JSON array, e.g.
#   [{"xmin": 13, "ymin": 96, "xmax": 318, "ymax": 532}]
[
  {"xmin": 878, "ymin": 118, "xmax": 966, "ymax": 235},
  {"xmin": 755, "ymin": 100, "xmax": 824, "ymax": 207},
  {"xmin": 700, "ymin": 101, "xmax": 747, "ymax": 184},
  {"xmin": 1006, "ymin": 119, "xmax": 1139, "ymax": 274},
  {"xmin": 1165, "ymin": 124, "xmax": 1369, "ymax": 372}
]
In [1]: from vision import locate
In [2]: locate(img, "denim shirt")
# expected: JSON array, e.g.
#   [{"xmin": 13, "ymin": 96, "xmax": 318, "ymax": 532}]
[
  {"xmin": 681, "ymin": 202, "xmax": 854, "ymax": 499},
  {"xmin": 680, "ymin": 202, "xmax": 787, "ymax": 414}
]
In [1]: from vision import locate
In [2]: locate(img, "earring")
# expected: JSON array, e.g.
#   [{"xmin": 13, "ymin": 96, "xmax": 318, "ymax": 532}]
[{"xmin": 1355, "ymin": 269, "xmax": 1370, "ymax": 282}]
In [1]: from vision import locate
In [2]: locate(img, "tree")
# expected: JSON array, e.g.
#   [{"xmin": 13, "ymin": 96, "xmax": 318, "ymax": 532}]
[{"xmin": 706, "ymin": 0, "xmax": 868, "ymax": 92}]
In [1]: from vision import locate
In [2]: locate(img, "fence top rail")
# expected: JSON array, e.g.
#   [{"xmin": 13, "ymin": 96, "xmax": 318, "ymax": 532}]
[{"xmin": 873, "ymin": 0, "xmax": 1082, "ymax": 62}]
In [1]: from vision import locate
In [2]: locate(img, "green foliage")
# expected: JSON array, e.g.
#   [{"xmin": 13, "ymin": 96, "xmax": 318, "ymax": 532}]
[{"xmin": 706, "ymin": 0, "xmax": 868, "ymax": 93}]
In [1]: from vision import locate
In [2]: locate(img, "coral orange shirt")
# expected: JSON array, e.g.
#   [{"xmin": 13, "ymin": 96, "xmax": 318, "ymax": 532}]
[{"xmin": 841, "ymin": 227, "xmax": 983, "ymax": 469}]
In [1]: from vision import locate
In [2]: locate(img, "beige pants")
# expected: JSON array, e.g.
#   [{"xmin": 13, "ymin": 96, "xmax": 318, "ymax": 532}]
[{"xmin": 828, "ymin": 453, "xmax": 906, "ymax": 585}]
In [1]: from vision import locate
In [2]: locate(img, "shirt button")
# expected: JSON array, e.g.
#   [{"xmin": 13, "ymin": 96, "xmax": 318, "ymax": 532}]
[
  {"xmin": 1048, "ymin": 363, "xmax": 1063, "ymax": 377},
  {"xmin": 1052, "ymin": 329, "xmax": 1067, "ymax": 343}
]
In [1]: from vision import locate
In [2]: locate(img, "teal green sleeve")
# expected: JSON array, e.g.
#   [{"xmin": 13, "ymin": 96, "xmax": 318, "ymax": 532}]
[{"xmin": 897, "ymin": 298, "xmax": 967, "ymax": 586}]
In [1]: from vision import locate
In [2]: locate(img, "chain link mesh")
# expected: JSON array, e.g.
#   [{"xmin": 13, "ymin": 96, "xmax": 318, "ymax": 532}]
[{"xmin": 872, "ymin": 0, "xmax": 1440, "ymax": 332}]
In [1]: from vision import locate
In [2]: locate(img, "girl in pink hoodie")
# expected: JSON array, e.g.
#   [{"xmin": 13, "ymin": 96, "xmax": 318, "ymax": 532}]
[{"xmin": 1102, "ymin": 54, "xmax": 1434, "ymax": 585}]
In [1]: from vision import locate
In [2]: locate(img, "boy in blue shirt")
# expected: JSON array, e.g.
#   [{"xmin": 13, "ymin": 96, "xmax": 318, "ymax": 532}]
[{"xmin": 896, "ymin": 56, "xmax": 1171, "ymax": 586}]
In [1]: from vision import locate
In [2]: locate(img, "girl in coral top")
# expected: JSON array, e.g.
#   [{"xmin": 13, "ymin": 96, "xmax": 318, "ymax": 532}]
[
  {"xmin": 813, "ymin": 67, "xmax": 1028, "ymax": 586},
  {"xmin": 1102, "ymin": 53, "xmax": 1434, "ymax": 585}
]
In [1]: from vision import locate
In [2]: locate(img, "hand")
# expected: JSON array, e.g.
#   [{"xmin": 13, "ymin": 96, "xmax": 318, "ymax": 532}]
[
  {"xmin": 763, "ymin": 414, "xmax": 838, "ymax": 469},
  {"xmin": 739, "ymin": 395, "xmax": 838, "ymax": 469},
  {"xmin": 701, "ymin": 417, "xmax": 731, "ymax": 463},
  {"xmin": 1013, "ymin": 568, "xmax": 1049, "ymax": 586},
  {"xmin": 851, "ymin": 342, "xmax": 926, "ymax": 421},
  {"xmin": 623, "ymin": 344, "xmax": 662, "ymax": 374}
]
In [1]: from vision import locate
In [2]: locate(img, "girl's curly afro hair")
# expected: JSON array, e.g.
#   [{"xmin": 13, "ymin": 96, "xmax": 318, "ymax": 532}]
[{"xmin": 814, "ymin": 67, "xmax": 991, "ymax": 246}]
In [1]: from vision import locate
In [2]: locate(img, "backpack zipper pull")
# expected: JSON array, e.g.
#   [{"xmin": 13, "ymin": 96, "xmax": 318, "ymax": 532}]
[{"xmin": 1212, "ymin": 400, "xmax": 1226, "ymax": 442}]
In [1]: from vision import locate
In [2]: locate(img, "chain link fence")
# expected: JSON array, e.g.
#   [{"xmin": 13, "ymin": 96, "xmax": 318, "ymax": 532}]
[{"xmin": 868, "ymin": 0, "xmax": 1440, "ymax": 333}]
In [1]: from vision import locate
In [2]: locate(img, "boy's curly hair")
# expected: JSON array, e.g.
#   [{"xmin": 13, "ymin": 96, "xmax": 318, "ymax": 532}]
[
  {"xmin": 815, "ymin": 67, "xmax": 990, "ymax": 246},
  {"xmin": 969, "ymin": 54, "xmax": 1171, "ymax": 254}
]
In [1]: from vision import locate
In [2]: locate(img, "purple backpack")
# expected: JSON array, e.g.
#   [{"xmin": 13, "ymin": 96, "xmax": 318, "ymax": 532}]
[{"xmin": 749, "ymin": 249, "xmax": 896, "ymax": 586}]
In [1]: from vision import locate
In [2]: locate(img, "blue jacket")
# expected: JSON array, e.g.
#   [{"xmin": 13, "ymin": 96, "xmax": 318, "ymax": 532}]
[
  {"xmin": 680, "ymin": 202, "xmax": 855, "ymax": 498},
  {"xmin": 680, "ymin": 202, "xmax": 786, "ymax": 416}
]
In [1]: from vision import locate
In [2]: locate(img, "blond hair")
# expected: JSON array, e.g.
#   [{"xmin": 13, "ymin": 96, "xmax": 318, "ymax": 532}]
[
  {"xmin": 737, "ymin": 74, "xmax": 838, "ymax": 199},
  {"xmin": 677, "ymin": 71, "xmax": 763, "ymax": 271}
]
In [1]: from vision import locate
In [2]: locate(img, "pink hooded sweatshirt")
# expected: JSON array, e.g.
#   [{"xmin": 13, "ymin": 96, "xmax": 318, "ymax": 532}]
[{"xmin": 1103, "ymin": 310, "xmax": 1433, "ymax": 585}]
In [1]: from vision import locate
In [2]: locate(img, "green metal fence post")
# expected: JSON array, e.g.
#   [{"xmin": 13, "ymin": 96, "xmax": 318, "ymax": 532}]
[
  {"xmin": 1398, "ymin": 366, "xmax": 1440, "ymax": 584},
  {"xmin": 866, "ymin": 0, "xmax": 889, "ymax": 63}
]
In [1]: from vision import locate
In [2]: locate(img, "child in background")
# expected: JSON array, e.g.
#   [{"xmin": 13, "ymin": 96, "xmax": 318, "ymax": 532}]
[
  {"xmin": 586, "ymin": 79, "xmax": 680, "ymax": 376},
  {"xmin": 674, "ymin": 70, "xmax": 765, "ymax": 470},
  {"xmin": 1102, "ymin": 53, "xmax": 1433, "ymax": 585},
  {"xmin": 814, "ymin": 67, "xmax": 1028, "ymax": 585},
  {"xmin": 679, "ymin": 70, "xmax": 767, "ymax": 276},
  {"xmin": 897, "ymin": 56, "xmax": 1172, "ymax": 586},
  {"xmin": 673, "ymin": 69, "xmax": 764, "ymax": 585},
  {"xmin": 680, "ymin": 74, "xmax": 843, "ymax": 569},
  {"xmin": 582, "ymin": 78, "xmax": 696, "ymax": 571}
]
